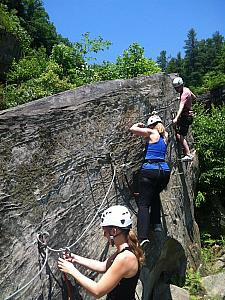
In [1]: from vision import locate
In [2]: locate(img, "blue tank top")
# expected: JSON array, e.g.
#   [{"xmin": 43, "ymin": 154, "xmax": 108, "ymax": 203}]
[{"xmin": 141, "ymin": 136, "xmax": 170, "ymax": 171}]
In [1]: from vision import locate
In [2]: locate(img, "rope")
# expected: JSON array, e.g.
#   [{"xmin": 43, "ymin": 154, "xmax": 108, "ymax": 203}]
[
  {"xmin": 135, "ymin": 290, "xmax": 141, "ymax": 300},
  {"xmin": 4, "ymin": 160, "xmax": 130, "ymax": 298},
  {"xmin": 99, "ymin": 167, "xmax": 109, "ymax": 207},
  {"xmin": 110, "ymin": 161, "xmax": 120, "ymax": 204},
  {"xmin": 5, "ymin": 248, "xmax": 49, "ymax": 300},
  {"xmin": 165, "ymin": 120, "xmax": 173, "ymax": 129},
  {"xmin": 67, "ymin": 165, "xmax": 116, "ymax": 249},
  {"xmin": 84, "ymin": 158, "xmax": 97, "ymax": 211},
  {"xmin": 37, "ymin": 166, "xmax": 117, "ymax": 253}
]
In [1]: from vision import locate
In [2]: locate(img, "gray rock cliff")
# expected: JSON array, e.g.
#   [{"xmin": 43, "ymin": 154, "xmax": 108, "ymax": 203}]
[{"xmin": 0, "ymin": 73, "xmax": 201, "ymax": 299}]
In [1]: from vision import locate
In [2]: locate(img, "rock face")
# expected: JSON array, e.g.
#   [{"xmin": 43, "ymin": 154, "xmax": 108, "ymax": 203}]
[
  {"xmin": 0, "ymin": 73, "xmax": 201, "ymax": 299},
  {"xmin": 153, "ymin": 283, "xmax": 190, "ymax": 300},
  {"xmin": 202, "ymin": 272, "xmax": 225, "ymax": 299}
]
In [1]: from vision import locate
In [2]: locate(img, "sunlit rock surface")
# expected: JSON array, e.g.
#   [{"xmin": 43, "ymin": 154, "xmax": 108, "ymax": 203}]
[{"xmin": 0, "ymin": 73, "xmax": 200, "ymax": 299}]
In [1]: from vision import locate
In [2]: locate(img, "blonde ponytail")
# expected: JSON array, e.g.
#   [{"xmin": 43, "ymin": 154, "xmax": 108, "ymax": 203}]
[
  {"xmin": 155, "ymin": 122, "xmax": 166, "ymax": 136},
  {"xmin": 155, "ymin": 123, "xmax": 168, "ymax": 143}
]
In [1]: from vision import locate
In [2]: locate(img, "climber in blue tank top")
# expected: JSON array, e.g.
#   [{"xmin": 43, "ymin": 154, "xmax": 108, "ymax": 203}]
[{"xmin": 130, "ymin": 112, "xmax": 171, "ymax": 246}]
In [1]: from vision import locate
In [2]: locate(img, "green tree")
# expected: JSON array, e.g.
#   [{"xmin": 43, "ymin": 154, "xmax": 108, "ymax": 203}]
[
  {"xmin": 166, "ymin": 52, "xmax": 184, "ymax": 76},
  {"xmin": 157, "ymin": 50, "xmax": 167, "ymax": 72},
  {"xmin": 183, "ymin": 28, "xmax": 200, "ymax": 85},
  {"xmin": 193, "ymin": 103, "xmax": 225, "ymax": 207},
  {"xmin": 1, "ymin": 0, "xmax": 24, "ymax": 17},
  {"xmin": 50, "ymin": 43, "xmax": 85, "ymax": 78},
  {"xmin": 0, "ymin": 3, "xmax": 31, "ymax": 53},
  {"xmin": 1, "ymin": 33, "xmax": 113, "ymax": 107},
  {"xmin": 20, "ymin": 0, "xmax": 60, "ymax": 53},
  {"xmin": 7, "ymin": 47, "xmax": 48, "ymax": 84},
  {"xmin": 197, "ymin": 33, "xmax": 223, "ymax": 75},
  {"xmin": 73, "ymin": 32, "xmax": 112, "ymax": 62},
  {"xmin": 115, "ymin": 43, "xmax": 161, "ymax": 79},
  {"xmin": 166, "ymin": 56, "xmax": 177, "ymax": 73},
  {"xmin": 91, "ymin": 61, "xmax": 118, "ymax": 81},
  {"xmin": 50, "ymin": 33, "xmax": 112, "ymax": 85},
  {"xmin": 2, "ymin": 0, "xmax": 63, "ymax": 54},
  {"xmin": 2, "ymin": 59, "xmax": 73, "ymax": 108},
  {"xmin": 211, "ymin": 32, "xmax": 225, "ymax": 73},
  {"xmin": 217, "ymin": 43, "xmax": 225, "ymax": 73}
]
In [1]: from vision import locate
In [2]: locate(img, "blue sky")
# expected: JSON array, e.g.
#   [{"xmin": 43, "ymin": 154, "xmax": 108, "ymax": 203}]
[{"xmin": 43, "ymin": 0, "xmax": 225, "ymax": 63}]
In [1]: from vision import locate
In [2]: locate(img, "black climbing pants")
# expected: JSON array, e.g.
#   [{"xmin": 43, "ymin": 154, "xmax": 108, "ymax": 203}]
[{"xmin": 137, "ymin": 169, "xmax": 170, "ymax": 241}]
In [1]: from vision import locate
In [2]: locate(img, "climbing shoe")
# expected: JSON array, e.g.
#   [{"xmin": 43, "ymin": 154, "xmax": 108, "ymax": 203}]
[
  {"xmin": 153, "ymin": 224, "xmax": 162, "ymax": 232},
  {"xmin": 140, "ymin": 239, "xmax": 150, "ymax": 247},
  {"xmin": 140, "ymin": 239, "xmax": 151, "ymax": 256},
  {"xmin": 181, "ymin": 154, "xmax": 193, "ymax": 162}
]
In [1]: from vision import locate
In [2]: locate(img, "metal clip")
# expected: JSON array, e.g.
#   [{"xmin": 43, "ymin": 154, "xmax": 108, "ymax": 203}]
[{"xmin": 65, "ymin": 247, "xmax": 71, "ymax": 258}]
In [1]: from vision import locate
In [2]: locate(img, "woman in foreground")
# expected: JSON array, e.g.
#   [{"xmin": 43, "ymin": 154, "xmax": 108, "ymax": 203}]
[{"xmin": 58, "ymin": 205, "xmax": 144, "ymax": 299}]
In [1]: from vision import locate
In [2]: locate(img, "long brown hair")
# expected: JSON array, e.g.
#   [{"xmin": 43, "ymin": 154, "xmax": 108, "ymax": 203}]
[{"xmin": 125, "ymin": 229, "xmax": 145, "ymax": 265}]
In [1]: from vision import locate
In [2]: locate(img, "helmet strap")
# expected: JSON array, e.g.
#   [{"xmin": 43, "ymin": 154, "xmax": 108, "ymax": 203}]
[
  {"xmin": 109, "ymin": 228, "xmax": 123, "ymax": 247},
  {"xmin": 109, "ymin": 235, "xmax": 115, "ymax": 247}
]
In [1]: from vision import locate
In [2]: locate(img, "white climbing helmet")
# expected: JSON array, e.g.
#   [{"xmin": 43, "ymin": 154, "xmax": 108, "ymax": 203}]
[
  {"xmin": 172, "ymin": 77, "xmax": 184, "ymax": 87},
  {"xmin": 101, "ymin": 205, "xmax": 132, "ymax": 228},
  {"xmin": 147, "ymin": 114, "xmax": 162, "ymax": 126}
]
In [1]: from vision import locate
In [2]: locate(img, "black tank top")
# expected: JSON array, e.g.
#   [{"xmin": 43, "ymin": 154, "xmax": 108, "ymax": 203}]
[{"xmin": 106, "ymin": 247, "xmax": 140, "ymax": 300}]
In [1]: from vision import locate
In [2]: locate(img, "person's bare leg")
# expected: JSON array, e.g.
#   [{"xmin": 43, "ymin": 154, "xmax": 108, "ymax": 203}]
[
  {"xmin": 179, "ymin": 134, "xmax": 190, "ymax": 155},
  {"xmin": 176, "ymin": 133, "xmax": 193, "ymax": 161}
]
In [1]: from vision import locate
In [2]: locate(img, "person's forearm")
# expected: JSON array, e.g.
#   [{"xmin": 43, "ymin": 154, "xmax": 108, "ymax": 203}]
[
  {"xmin": 129, "ymin": 123, "xmax": 145, "ymax": 132},
  {"xmin": 175, "ymin": 104, "xmax": 184, "ymax": 120},
  {"xmin": 191, "ymin": 91, "xmax": 197, "ymax": 99},
  {"xmin": 73, "ymin": 254, "xmax": 106, "ymax": 273},
  {"xmin": 130, "ymin": 123, "xmax": 151, "ymax": 137}
]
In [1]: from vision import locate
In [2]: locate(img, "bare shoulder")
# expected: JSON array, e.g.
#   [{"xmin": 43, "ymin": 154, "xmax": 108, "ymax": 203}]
[
  {"xmin": 114, "ymin": 250, "xmax": 138, "ymax": 277},
  {"xmin": 114, "ymin": 249, "xmax": 137, "ymax": 266}
]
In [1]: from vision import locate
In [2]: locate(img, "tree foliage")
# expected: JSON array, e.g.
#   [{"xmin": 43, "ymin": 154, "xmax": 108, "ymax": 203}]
[
  {"xmin": 156, "ymin": 50, "xmax": 167, "ymax": 72},
  {"xmin": 192, "ymin": 103, "xmax": 225, "ymax": 207},
  {"xmin": 0, "ymin": 0, "xmax": 161, "ymax": 109},
  {"xmin": 1, "ymin": 36, "xmax": 160, "ymax": 109},
  {"xmin": 1, "ymin": 0, "xmax": 63, "ymax": 53},
  {"xmin": 7, "ymin": 47, "xmax": 48, "ymax": 83},
  {"xmin": 163, "ymin": 29, "xmax": 225, "ymax": 92},
  {"xmin": 2, "ymin": 60, "xmax": 73, "ymax": 107},
  {"xmin": 0, "ymin": 3, "xmax": 31, "ymax": 53},
  {"xmin": 183, "ymin": 28, "xmax": 199, "ymax": 85},
  {"xmin": 115, "ymin": 43, "xmax": 160, "ymax": 79}
]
